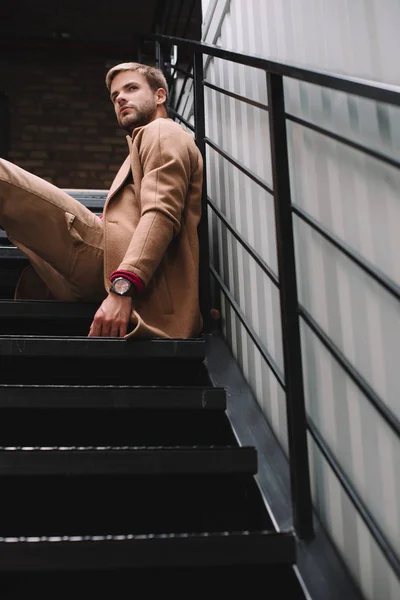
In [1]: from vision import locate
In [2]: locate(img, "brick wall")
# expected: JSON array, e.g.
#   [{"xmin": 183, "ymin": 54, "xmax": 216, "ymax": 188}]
[{"xmin": 0, "ymin": 51, "xmax": 130, "ymax": 190}]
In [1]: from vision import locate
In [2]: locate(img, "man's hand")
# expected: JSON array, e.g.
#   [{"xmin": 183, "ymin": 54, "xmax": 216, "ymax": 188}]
[{"xmin": 88, "ymin": 293, "xmax": 133, "ymax": 338}]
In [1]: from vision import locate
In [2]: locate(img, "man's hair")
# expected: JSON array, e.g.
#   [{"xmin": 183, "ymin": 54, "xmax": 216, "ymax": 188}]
[{"xmin": 105, "ymin": 62, "xmax": 169, "ymax": 105}]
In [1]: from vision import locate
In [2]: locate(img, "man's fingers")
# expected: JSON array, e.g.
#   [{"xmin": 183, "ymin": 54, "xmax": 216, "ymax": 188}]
[
  {"xmin": 88, "ymin": 313, "xmax": 106, "ymax": 337},
  {"xmin": 89, "ymin": 318, "xmax": 125, "ymax": 338},
  {"xmin": 87, "ymin": 295, "xmax": 132, "ymax": 338},
  {"xmin": 110, "ymin": 321, "xmax": 120, "ymax": 338},
  {"xmin": 88, "ymin": 319, "xmax": 100, "ymax": 337},
  {"xmin": 119, "ymin": 322, "xmax": 128, "ymax": 338}
]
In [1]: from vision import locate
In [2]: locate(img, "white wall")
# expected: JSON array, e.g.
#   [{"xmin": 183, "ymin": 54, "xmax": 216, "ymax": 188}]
[{"xmin": 201, "ymin": 1, "xmax": 400, "ymax": 599}]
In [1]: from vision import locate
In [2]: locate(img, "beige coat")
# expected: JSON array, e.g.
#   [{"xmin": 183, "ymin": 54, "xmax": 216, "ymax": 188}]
[
  {"xmin": 8, "ymin": 118, "xmax": 203, "ymax": 339},
  {"xmin": 104, "ymin": 118, "xmax": 204, "ymax": 339}
]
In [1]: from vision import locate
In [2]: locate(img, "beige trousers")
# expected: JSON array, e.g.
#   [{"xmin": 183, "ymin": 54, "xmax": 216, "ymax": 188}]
[{"xmin": 0, "ymin": 159, "xmax": 106, "ymax": 302}]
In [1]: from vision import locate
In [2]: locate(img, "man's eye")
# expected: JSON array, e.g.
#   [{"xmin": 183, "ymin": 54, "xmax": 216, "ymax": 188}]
[{"xmin": 129, "ymin": 86, "xmax": 137, "ymax": 91}]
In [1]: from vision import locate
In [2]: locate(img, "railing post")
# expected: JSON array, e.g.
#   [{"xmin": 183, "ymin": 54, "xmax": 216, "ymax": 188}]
[
  {"xmin": 155, "ymin": 39, "xmax": 170, "ymax": 76},
  {"xmin": 266, "ymin": 71, "xmax": 314, "ymax": 540},
  {"xmin": 0, "ymin": 93, "xmax": 9, "ymax": 159},
  {"xmin": 193, "ymin": 51, "xmax": 211, "ymax": 333}
]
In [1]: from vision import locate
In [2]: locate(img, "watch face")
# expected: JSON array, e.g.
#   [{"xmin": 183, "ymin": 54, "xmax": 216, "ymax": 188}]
[{"xmin": 114, "ymin": 278, "xmax": 131, "ymax": 295}]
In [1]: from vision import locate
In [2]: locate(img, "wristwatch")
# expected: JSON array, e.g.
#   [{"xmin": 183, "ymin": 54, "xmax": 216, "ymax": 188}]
[{"xmin": 110, "ymin": 277, "xmax": 133, "ymax": 297}]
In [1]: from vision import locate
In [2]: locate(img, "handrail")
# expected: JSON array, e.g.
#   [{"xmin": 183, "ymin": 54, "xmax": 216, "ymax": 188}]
[{"xmin": 151, "ymin": 34, "xmax": 400, "ymax": 107}]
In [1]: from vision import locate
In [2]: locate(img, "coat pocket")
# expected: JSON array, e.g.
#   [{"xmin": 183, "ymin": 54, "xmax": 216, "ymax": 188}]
[{"xmin": 65, "ymin": 211, "xmax": 85, "ymax": 244}]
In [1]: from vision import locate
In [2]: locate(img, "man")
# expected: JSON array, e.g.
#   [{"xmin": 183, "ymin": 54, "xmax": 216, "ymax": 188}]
[{"xmin": 0, "ymin": 62, "xmax": 203, "ymax": 339}]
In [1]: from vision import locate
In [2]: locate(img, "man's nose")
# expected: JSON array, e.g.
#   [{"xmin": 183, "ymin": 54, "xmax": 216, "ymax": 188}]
[{"xmin": 116, "ymin": 93, "xmax": 127, "ymax": 105}]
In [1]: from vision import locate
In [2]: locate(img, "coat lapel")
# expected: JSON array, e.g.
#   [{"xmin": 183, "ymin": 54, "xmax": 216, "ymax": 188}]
[
  {"xmin": 104, "ymin": 136, "xmax": 133, "ymax": 210},
  {"xmin": 130, "ymin": 142, "xmax": 143, "ymax": 206}
]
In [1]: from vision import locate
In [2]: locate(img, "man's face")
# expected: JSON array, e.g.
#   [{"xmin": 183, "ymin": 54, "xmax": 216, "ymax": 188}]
[{"xmin": 110, "ymin": 70, "xmax": 163, "ymax": 133}]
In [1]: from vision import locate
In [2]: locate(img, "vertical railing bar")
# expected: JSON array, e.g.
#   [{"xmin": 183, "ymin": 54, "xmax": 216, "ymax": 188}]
[
  {"xmin": 266, "ymin": 71, "xmax": 314, "ymax": 540},
  {"xmin": 183, "ymin": 0, "xmax": 197, "ymax": 39},
  {"xmin": 0, "ymin": 93, "xmax": 9, "ymax": 159},
  {"xmin": 163, "ymin": 0, "xmax": 174, "ymax": 33},
  {"xmin": 193, "ymin": 51, "xmax": 211, "ymax": 334},
  {"xmin": 175, "ymin": 72, "xmax": 190, "ymax": 114},
  {"xmin": 173, "ymin": 0, "xmax": 185, "ymax": 36},
  {"xmin": 155, "ymin": 39, "xmax": 162, "ymax": 71}
]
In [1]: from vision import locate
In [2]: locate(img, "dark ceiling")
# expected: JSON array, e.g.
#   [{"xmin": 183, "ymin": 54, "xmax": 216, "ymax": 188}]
[{"xmin": 0, "ymin": 0, "xmax": 202, "ymax": 61}]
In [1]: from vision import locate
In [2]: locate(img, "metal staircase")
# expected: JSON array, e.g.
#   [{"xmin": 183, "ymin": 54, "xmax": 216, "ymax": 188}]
[{"xmin": 0, "ymin": 191, "xmax": 305, "ymax": 597}]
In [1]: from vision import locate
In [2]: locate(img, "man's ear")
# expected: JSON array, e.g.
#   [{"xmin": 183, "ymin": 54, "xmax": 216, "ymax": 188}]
[{"xmin": 156, "ymin": 88, "xmax": 167, "ymax": 106}]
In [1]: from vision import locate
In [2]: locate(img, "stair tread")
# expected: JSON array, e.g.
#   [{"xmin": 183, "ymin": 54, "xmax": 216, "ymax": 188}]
[
  {"xmin": 0, "ymin": 246, "xmax": 25, "ymax": 259},
  {"xmin": 0, "ymin": 300, "xmax": 98, "ymax": 319},
  {"xmin": 0, "ymin": 445, "xmax": 257, "ymax": 476},
  {"xmin": 0, "ymin": 444, "xmax": 243, "ymax": 449},
  {"xmin": 0, "ymin": 336, "xmax": 205, "ymax": 359},
  {"xmin": 64, "ymin": 189, "xmax": 107, "ymax": 202},
  {"xmin": 0, "ymin": 530, "xmax": 295, "ymax": 571},
  {"xmin": 0, "ymin": 384, "xmax": 226, "ymax": 409},
  {"xmin": 0, "ymin": 197, "xmax": 290, "ymax": 577}
]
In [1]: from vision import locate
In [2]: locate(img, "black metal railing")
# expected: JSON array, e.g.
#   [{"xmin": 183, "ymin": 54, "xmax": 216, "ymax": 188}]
[
  {"xmin": 0, "ymin": 93, "xmax": 9, "ymax": 159},
  {"xmin": 152, "ymin": 32, "xmax": 400, "ymax": 564},
  {"xmin": 152, "ymin": 0, "xmax": 200, "ymax": 103},
  {"xmin": 153, "ymin": 0, "xmax": 198, "ymax": 40}
]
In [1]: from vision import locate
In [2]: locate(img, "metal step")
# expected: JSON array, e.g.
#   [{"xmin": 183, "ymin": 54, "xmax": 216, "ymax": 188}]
[
  {"xmin": 0, "ymin": 445, "xmax": 257, "ymax": 476},
  {"xmin": 0, "ymin": 230, "xmax": 13, "ymax": 244},
  {"xmin": 0, "ymin": 300, "xmax": 98, "ymax": 320},
  {"xmin": 0, "ymin": 409, "xmax": 235, "ymax": 447},
  {"xmin": 3, "ymin": 472, "xmax": 273, "ymax": 538},
  {"xmin": 0, "ymin": 336, "xmax": 205, "ymax": 360},
  {"xmin": 64, "ymin": 189, "xmax": 107, "ymax": 208},
  {"xmin": 3, "ymin": 471, "xmax": 274, "ymax": 536},
  {"xmin": 0, "ymin": 384, "xmax": 226, "ymax": 409},
  {"xmin": 0, "ymin": 246, "xmax": 25, "ymax": 260},
  {"xmin": 0, "ymin": 300, "xmax": 98, "ymax": 334},
  {"xmin": 0, "ymin": 530, "xmax": 295, "ymax": 572}
]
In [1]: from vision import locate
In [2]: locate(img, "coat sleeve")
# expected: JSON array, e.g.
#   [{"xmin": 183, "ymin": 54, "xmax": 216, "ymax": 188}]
[{"xmin": 117, "ymin": 120, "xmax": 194, "ymax": 286}]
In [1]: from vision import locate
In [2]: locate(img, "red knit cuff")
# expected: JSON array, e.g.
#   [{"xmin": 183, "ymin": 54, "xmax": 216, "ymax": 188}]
[{"xmin": 110, "ymin": 270, "xmax": 145, "ymax": 293}]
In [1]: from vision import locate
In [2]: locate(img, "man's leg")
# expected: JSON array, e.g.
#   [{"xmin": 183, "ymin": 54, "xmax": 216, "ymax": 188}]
[{"xmin": 0, "ymin": 159, "xmax": 105, "ymax": 302}]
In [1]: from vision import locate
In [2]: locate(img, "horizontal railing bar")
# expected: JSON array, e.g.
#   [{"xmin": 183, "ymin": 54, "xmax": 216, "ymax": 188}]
[
  {"xmin": 152, "ymin": 34, "xmax": 400, "ymax": 108},
  {"xmin": 300, "ymin": 306, "xmax": 400, "ymax": 439},
  {"xmin": 204, "ymin": 81, "xmax": 269, "ymax": 112},
  {"xmin": 168, "ymin": 108, "xmax": 195, "ymax": 132},
  {"xmin": 209, "ymin": 264, "xmax": 285, "ymax": 389},
  {"xmin": 292, "ymin": 204, "xmax": 400, "ymax": 303},
  {"xmin": 208, "ymin": 197, "xmax": 279, "ymax": 288},
  {"xmin": 308, "ymin": 417, "xmax": 400, "ymax": 577},
  {"xmin": 205, "ymin": 137, "xmax": 274, "ymax": 195},
  {"xmin": 286, "ymin": 113, "xmax": 400, "ymax": 171},
  {"xmin": 171, "ymin": 65, "xmax": 194, "ymax": 79}
]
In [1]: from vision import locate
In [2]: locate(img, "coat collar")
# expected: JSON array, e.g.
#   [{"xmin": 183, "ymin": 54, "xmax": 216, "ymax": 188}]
[{"xmin": 104, "ymin": 136, "xmax": 132, "ymax": 206}]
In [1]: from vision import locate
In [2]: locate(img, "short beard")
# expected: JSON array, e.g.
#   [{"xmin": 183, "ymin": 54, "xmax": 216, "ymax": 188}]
[{"xmin": 118, "ymin": 98, "xmax": 157, "ymax": 133}]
